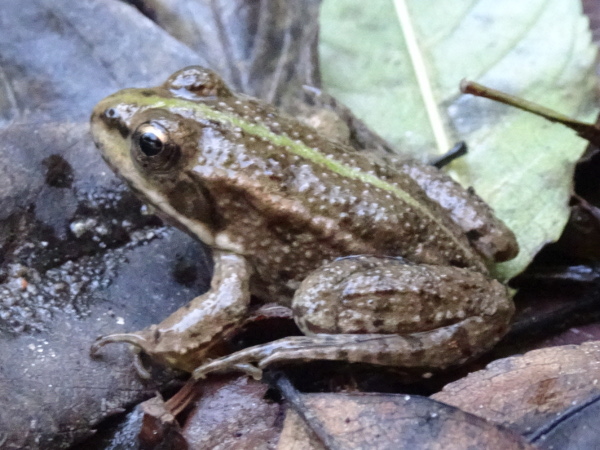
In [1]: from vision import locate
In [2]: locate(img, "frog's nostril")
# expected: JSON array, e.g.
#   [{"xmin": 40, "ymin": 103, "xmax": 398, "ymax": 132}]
[
  {"xmin": 99, "ymin": 106, "xmax": 129, "ymax": 139},
  {"xmin": 104, "ymin": 107, "xmax": 119, "ymax": 119}
]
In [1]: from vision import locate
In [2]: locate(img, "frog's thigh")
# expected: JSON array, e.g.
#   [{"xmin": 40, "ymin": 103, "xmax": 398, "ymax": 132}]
[{"xmin": 389, "ymin": 159, "xmax": 518, "ymax": 261}]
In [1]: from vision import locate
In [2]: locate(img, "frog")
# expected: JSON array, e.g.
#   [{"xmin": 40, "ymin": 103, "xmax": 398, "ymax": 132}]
[{"xmin": 89, "ymin": 66, "xmax": 518, "ymax": 380}]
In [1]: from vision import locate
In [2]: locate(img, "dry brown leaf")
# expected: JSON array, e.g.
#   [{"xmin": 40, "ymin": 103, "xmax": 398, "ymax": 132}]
[
  {"xmin": 277, "ymin": 392, "xmax": 534, "ymax": 450},
  {"xmin": 530, "ymin": 393, "xmax": 600, "ymax": 448},
  {"xmin": 182, "ymin": 376, "xmax": 283, "ymax": 449},
  {"xmin": 432, "ymin": 341, "xmax": 600, "ymax": 434},
  {"xmin": 278, "ymin": 410, "xmax": 324, "ymax": 450}
]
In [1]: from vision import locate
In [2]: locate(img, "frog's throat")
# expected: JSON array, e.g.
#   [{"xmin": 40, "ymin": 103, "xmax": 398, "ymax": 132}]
[
  {"xmin": 117, "ymin": 93, "xmax": 479, "ymax": 265},
  {"xmin": 118, "ymin": 162, "xmax": 217, "ymax": 247}
]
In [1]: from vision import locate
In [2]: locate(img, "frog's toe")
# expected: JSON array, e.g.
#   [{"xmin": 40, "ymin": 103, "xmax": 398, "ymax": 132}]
[
  {"xmin": 90, "ymin": 332, "xmax": 151, "ymax": 356},
  {"xmin": 91, "ymin": 333, "xmax": 156, "ymax": 378},
  {"xmin": 232, "ymin": 363, "xmax": 263, "ymax": 380},
  {"xmin": 192, "ymin": 354, "xmax": 265, "ymax": 380},
  {"xmin": 132, "ymin": 351, "xmax": 153, "ymax": 380},
  {"xmin": 258, "ymin": 349, "xmax": 303, "ymax": 368}
]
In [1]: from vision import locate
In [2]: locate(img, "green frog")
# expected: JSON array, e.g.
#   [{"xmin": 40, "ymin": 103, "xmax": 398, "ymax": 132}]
[{"xmin": 90, "ymin": 66, "xmax": 518, "ymax": 380}]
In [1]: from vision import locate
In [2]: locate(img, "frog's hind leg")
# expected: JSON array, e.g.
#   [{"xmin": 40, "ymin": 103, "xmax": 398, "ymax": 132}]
[
  {"xmin": 194, "ymin": 255, "xmax": 514, "ymax": 380},
  {"xmin": 192, "ymin": 315, "xmax": 502, "ymax": 380}
]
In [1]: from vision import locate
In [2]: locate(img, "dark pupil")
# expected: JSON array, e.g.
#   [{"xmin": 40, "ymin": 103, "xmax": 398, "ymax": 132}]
[{"xmin": 139, "ymin": 132, "xmax": 164, "ymax": 156}]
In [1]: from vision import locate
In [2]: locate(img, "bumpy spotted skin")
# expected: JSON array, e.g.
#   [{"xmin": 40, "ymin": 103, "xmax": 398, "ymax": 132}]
[{"xmin": 90, "ymin": 66, "xmax": 517, "ymax": 377}]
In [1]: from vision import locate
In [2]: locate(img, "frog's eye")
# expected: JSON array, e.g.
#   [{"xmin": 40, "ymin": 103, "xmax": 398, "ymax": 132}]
[
  {"xmin": 132, "ymin": 122, "xmax": 181, "ymax": 171},
  {"xmin": 136, "ymin": 123, "xmax": 167, "ymax": 157}
]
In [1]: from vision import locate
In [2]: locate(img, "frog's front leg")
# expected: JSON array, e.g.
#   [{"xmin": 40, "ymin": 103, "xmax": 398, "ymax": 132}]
[
  {"xmin": 91, "ymin": 250, "xmax": 252, "ymax": 373},
  {"xmin": 193, "ymin": 256, "xmax": 514, "ymax": 379}
]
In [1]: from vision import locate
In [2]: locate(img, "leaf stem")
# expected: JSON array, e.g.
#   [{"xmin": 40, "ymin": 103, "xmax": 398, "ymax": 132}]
[{"xmin": 460, "ymin": 80, "xmax": 600, "ymax": 146}]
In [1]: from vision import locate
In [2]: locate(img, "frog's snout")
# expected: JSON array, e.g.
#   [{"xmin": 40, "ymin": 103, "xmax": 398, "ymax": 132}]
[{"xmin": 91, "ymin": 97, "xmax": 131, "ymax": 141}]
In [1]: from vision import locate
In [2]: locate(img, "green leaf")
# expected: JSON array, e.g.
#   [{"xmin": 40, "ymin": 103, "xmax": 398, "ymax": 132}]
[{"xmin": 319, "ymin": 0, "xmax": 597, "ymax": 278}]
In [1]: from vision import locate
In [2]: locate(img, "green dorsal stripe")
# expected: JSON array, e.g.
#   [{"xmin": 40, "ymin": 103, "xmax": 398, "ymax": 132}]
[{"xmin": 121, "ymin": 93, "xmax": 475, "ymax": 261}]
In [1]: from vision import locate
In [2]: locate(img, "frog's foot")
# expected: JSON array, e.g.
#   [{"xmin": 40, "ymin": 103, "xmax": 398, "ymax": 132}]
[
  {"xmin": 191, "ymin": 334, "xmax": 421, "ymax": 380},
  {"xmin": 192, "ymin": 336, "xmax": 321, "ymax": 380},
  {"xmin": 193, "ymin": 317, "xmax": 508, "ymax": 380},
  {"xmin": 90, "ymin": 331, "xmax": 156, "ymax": 378}
]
